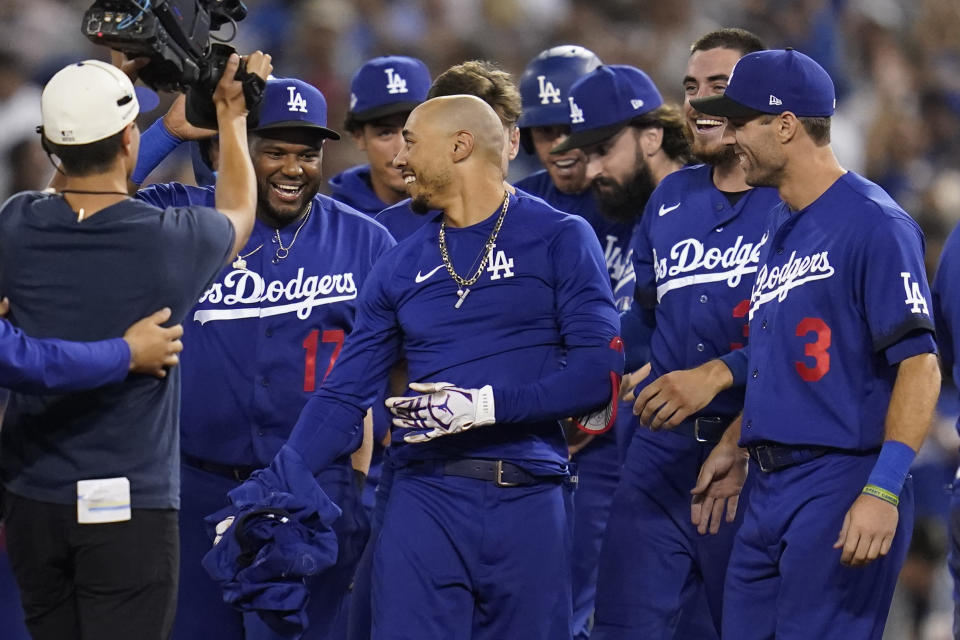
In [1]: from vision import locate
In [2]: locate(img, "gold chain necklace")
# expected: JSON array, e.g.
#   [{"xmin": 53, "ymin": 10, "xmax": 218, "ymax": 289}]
[{"xmin": 438, "ymin": 192, "xmax": 509, "ymax": 309}]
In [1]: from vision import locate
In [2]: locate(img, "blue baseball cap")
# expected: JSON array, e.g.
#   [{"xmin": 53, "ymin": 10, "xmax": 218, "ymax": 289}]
[
  {"xmin": 550, "ymin": 65, "xmax": 663, "ymax": 153},
  {"xmin": 251, "ymin": 77, "xmax": 340, "ymax": 140},
  {"xmin": 517, "ymin": 45, "xmax": 602, "ymax": 129},
  {"xmin": 348, "ymin": 56, "xmax": 431, "ymax": 123},
  {"xmin": 690, "ymin": 48, "xmax": 835, "ymax": 118}
]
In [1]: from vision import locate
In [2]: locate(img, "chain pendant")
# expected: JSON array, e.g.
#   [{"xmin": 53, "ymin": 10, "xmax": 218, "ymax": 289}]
[
  {"xmin": 275, "ymin": 247, "xmax": 290, "ymax": 260},
  {"xmin": 454, "ymin": 288, "xmax": 471, "ymax": 309},
  {"xmin": 232, "ymin": 256, "xmax": 247, "ymax": 271}
]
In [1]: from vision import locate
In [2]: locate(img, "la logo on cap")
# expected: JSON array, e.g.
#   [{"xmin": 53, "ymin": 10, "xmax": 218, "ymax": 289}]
[
  {"xmin": 630, "ymin": 99, "xmax": 644, "ymax": 109},
  {"xmin": 537, "ymin": 75, "xmax": 561, "ymax": 105},
  {"xmin": 287, "ymin": 86, "xmax": 308, "ymax": 113},
  {"xmin": 568, "ymin": 96, "xmax": 584, "ymax": 124},
  {"xmin": 384, "ymin": 68, "xmax": 408, "ymax": 94}
]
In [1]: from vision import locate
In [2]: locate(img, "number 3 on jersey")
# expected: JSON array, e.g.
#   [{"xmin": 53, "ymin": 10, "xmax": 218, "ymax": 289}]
[
  {"xmin": 302, "ymin": 329, "xmax": 344, "ymax": 392},
  {"xmin": 795, "ymin": 317, "xmax": 831, "ymax": 382}
]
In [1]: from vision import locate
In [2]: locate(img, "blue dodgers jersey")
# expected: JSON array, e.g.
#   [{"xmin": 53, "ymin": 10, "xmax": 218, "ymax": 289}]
[
  {"xmin": 742, "ymin": 172, "xmax": 935, "ymax": 450},
  {"xmin": 932, "ymin": 223, "xmax": 960, "ymax": 435},
  {"xmin": 328, "ymin": 164, "xmax": 390, "ymax": 216},
  {"xmin": 137, "ymin": 183, "xmax": 395, "ymax": 466},
  {"xmin": 515, "ymin": 170, "xmax": 635, "ymax": 310},
  {"xmin": 632, "ymin": 164, "xmax": 780, "ymax": 420},
  {"xmin": 300, "ymin": 192, "xmax": 620, "ymax": 472}
]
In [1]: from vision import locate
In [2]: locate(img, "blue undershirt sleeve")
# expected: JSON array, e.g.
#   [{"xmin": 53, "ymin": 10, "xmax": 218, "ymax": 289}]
[
  {"xmin": 620, "ymin": 303, "xmax": 653, "ymax": 372},
  {"xmin": 493, "ymin": 217, "xmax": 623, "ymax": 423},
  {"xmin": 718, "ymin": 346, "xmax": 750, "ymax": 388},
  {"xmin": 0, "ymin": 320, "xmax": 129, "ymax": 393},
  {"xmin": 132, "ymin": 119, "xmax": 183, "ymax": 186}
]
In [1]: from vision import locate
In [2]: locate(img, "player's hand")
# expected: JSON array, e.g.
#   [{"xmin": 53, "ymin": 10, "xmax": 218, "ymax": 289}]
[
  {"xmin": 213, "ymin": 51, "xmax": 272, "ymax": 118},
  {"xmin": 634, "ymin": 360, "xmax": 731, "ymax": 430},
  {"xmin": 690, "ymin": 440, "xmax": 748, "ymax": 534},
  {"xmin": 110, "ymin": 50, "xmax": 150, "ymax": 83},
  {"xmin": 619, "ymin": 362, "xmax": 651, "ymax": 403},
  {"xmin": 163, "ymin": 94, "xmax": 217, "ymax": 141},
  {"xmin": 123, "ymin": 308, "xmax": 184, "ymax": 379},
  {"xmin": 212, "ymin": 515, "xmax": 235, "ymax": 546},
  {"xmin": 563, "ymin": 418, "xmax": 595, "ymax": 457},
  {"xmin": 386, "ymin": 382, "xmax": 495, "ymax": 443},
  {"xmin": 834, "ymin": 493, "xmax": 899, "ymax": 567}
]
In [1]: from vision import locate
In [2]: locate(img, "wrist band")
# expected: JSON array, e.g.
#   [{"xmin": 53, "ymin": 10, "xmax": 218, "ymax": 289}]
[
  {"xmin": 861, "ymin": 484, "xmax": 899, "ymax": 506},
  {"xmin": 863, "ymin": 439, "xmax": 915, "ymax": 504},
  {"xmin": 132, "ymin": 119, "xmax": 182, "ymax": 185}
]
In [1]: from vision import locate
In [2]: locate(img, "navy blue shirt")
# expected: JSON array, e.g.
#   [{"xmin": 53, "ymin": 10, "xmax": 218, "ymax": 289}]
[
  {"xmin": 741, "ymin": 172, "xmax": 936, "ymax": 450},
  {"xmin": 0, "ymin": 192, "xmax": 234, "ymax": 509},
  {"xmin": 137, "ymin": 183, "xmax": 395, "ymax": 466},
  {"xmin": 515, "ymin": 170, "xmax": 635, "ymax": 310},
  {"xmin": 328, "ymin": 165, "xmax": 391, "ymax": 216}
]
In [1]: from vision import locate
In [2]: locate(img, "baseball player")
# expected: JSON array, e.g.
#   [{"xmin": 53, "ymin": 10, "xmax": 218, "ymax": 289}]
[
  {"xmin": 134, "ymin": 76, "xmax": 395, "ymax": 639},
  {"xmin": 562, "ymin": 30, "xmax": 776, "ymax": 639},
  {"xmin": 932, "ymin": 214, "xmax": 960, "ymax": 638},
  {"xmin": 513, "ymin": 46, "xmax": 644, "ymax": 640},
  {"xmin": 690, "ymin": 49, "xmax": 940, "ymax": 639},
  {"xmin": 215, "ymin": 94, "xmax": 622, "ymax": 640},
  {"xmin": 375, "ymin": 60, "xmax": 522, "ymax": 242},
  {"xmin": 329, "ymin": 55, "xmax": 431, "ymax": 215},
  {"xmin": 0, "ymin": 52, "xmax": 267, "ymax": 639}
]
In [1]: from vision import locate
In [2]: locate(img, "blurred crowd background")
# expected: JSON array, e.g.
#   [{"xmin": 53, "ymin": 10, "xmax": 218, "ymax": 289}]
[{"xmin": 0, "ymin": 0, "xmax": 959, "ymax": 638}]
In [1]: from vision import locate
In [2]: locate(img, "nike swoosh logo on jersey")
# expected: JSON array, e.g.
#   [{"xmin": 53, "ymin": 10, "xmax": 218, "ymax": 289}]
[
  {"xmin": 658, "ymin": 202, "xmax": 681, "ymax": 217},
  {"xmin": 415, "ymin": 265, "xmax": 444, "ymax": 283}
]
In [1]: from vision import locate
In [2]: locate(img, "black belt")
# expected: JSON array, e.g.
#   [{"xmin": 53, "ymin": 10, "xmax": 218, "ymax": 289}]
[
  {"xmin": 672, "ymin": 416, "xmax": 728, "ymax": 443},
  {"xmin": 410, "ymin": 459, "xmax": 565, "ymax": 488},
  {"xmin": 748, "ymin": 444, "xmax": 830, "ymax": 473},
  {"xmin": 183, "ymin": 453, "xmax": 260, "ymax": 482}
]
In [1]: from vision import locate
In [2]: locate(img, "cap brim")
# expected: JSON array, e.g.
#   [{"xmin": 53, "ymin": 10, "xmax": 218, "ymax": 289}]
[
  {"xmin": 550, "ymin": 122, "xmax": 627, "ymax": 154},
  {"xmin": 689, "ymin": 94, "xmax": 766, "ymax": 118},
  {"xmin": 349, "ymin": 101, "xmax": 420, "ymax": 123},
  {"xmin": 251, "ymin": 121, "xmax": 341, "ymax": 141}
]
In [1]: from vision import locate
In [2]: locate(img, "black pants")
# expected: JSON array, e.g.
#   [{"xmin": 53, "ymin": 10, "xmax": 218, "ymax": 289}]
[{"xmin": 2, "ymin": 490, "xmax": 178, "ymax": 640}]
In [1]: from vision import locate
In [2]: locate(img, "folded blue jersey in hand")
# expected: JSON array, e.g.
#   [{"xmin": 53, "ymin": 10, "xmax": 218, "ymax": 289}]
[{"xmin": 201, "ymin": 445, "xmax": 341, "ymax": 637}]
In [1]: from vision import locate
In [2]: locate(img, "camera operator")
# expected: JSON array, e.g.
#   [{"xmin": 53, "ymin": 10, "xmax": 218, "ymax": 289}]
[{"xmin": 0, "ymin": 50, "xmax": 271, "ymax": 640}]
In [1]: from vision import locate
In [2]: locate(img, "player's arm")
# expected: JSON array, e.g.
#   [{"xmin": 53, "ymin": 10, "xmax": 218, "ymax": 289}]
[
  {"xmin": 211, "ymin": 52, "xmax": 271, "ymax": 258},
  {"xmin": 835, "ymin": 217, "xmax": 940, "ymax": 567},
  {"xmin": 690, "ymin": 414, "xmax": 748, "ymax": 535},
  {"xmin": 633, "ymin": 355, "xmax": 739, "ymax": 429},
  {"xmin": 0, "ymin": 305, "xmax": 183, "ymax": 392},
  {"xmin": 350, "ymin": 409, "xmax": 375, "ymax": 482},
  {"xmin": 835, "ymin": 351, "xmax": 939, "ymax": 566}
]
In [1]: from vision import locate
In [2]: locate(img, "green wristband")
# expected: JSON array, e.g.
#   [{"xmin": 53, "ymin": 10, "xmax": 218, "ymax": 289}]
[{"xmin": 862, "ymin": 484, "xmax": 899, "ymax": 507}]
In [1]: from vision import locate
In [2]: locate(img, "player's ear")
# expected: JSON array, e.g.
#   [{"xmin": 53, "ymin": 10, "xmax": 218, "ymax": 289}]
[
  {"xmin": 507, "ymin": 124, "xmax": 520, "ymax": 161},
  {"xmin": 452, "ymin": 130, "xmax": 475, "ymax": 163},
  {"xmin": 776, "ymin": 112, "xmax": 800, "ymax": 144},
  {"xmin": 638, "ymin": 126, "xmax": 664, "ymax": 157}
]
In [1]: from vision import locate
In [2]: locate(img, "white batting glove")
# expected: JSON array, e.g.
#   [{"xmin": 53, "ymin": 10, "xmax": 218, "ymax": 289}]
[{"xmin": 386, "ymin": 382, "xmax": 496, "ymax": 443}]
